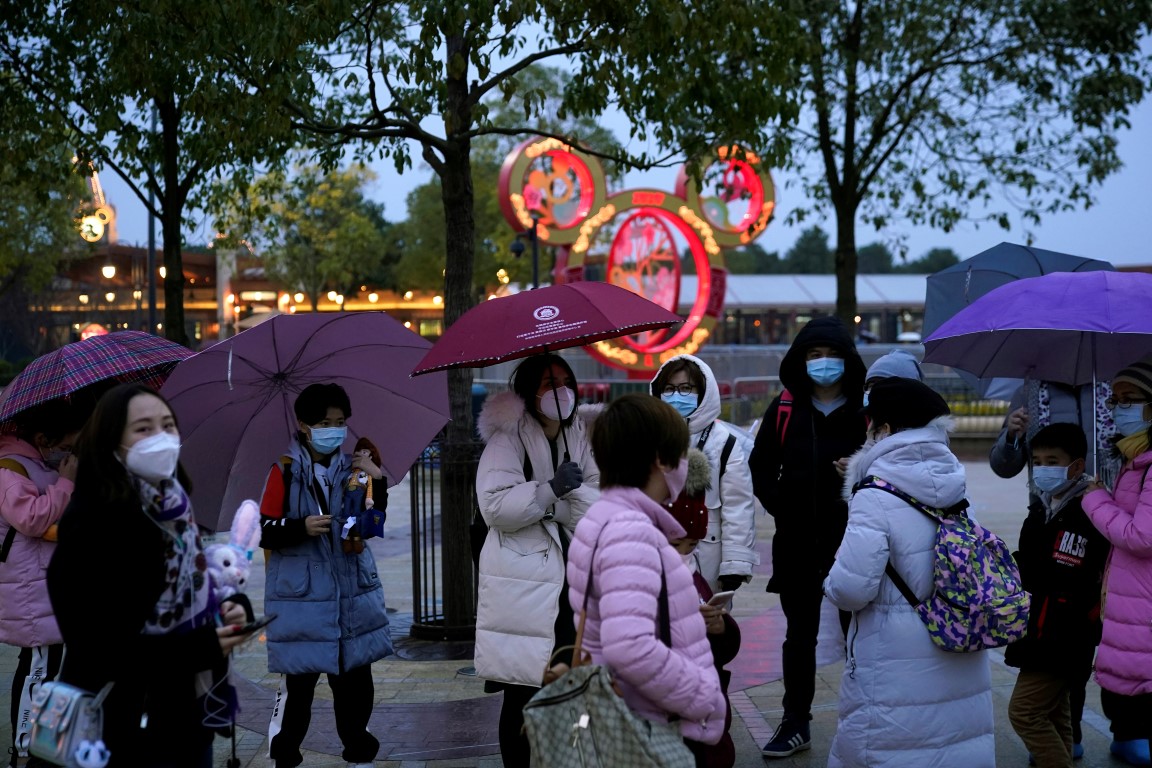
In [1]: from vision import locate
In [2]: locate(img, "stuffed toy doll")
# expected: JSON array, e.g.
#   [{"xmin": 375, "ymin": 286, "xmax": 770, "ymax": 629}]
[
  {"xmin": 342, "ymin": 437, "xmax": 382, "ymax": 554},
  {"xmin": 204, "ymin": 499, "xmax": 261, "ymax": 602}
]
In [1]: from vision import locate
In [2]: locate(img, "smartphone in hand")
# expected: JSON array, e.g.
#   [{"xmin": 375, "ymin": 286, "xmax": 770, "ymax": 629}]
[
  {"xmin": 231, "ymin": 614, "xmax": 278, "ymax": 635},
  {"xmin": 707, "ymin": 591, "xmax": 736, "ymax": 607}
]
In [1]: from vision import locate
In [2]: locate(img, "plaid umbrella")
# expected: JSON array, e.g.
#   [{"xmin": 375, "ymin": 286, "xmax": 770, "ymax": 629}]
[{"xmin": 0, "ymin": 331, "xmax": 192, "ymax": 422}]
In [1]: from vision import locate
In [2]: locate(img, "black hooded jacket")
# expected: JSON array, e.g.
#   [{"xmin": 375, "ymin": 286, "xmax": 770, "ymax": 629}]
[{"xmin": 748, "ymin": 317, "xmax": 866, "ymax": 591}]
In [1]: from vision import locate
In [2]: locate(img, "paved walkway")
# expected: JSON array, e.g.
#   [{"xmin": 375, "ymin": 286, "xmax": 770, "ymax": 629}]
[{"xmin": 1, "ymin": 461, "xmax": 1128, "ymax": 767}]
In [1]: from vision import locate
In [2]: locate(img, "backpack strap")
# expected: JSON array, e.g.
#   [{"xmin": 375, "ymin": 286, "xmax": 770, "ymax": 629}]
[
  {"xmin": 0, "ymin": 458, "xmax": 32, "ymax": 564},
  {"xmin": 716, "ymin": 432, "xmax": 738, "ymax": 509},
  {"xmin": 851, "ymin": 475, "xmax": 970, "ymax": 609},
  {"xmin": 775, "ymin": 388, "xmax": 793, "ymax": 445}
]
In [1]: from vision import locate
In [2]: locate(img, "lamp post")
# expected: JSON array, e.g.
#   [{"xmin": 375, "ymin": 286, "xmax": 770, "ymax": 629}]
[{"xmin": 509, "ymin": 210, "xmax": 542, "ymax": 289}]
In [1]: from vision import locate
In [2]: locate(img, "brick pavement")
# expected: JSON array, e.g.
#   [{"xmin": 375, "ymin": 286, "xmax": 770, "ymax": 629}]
[{"xmin": 1, "ymin": 461, "xmax": 1129, "ymax": 767}]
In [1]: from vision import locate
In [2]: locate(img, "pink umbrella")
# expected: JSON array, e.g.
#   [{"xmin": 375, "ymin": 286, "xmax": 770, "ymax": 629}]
[
  {"xmin": 0, "ymin": 331, "xmax": 192, "ymax": 422},
  {"xmin": 411, "ymin": 281, "xmax": 683, "ymax": 375},
  {"xmin": 161, "ymin": 312, "xmax": 449, "ymax": 531}
]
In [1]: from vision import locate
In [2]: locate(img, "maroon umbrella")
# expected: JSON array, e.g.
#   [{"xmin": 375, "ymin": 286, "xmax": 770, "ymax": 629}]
[
  {"xmin": 0, "ymin": 330, "xmax": 192, "ymax": 422},
  {"xmin": 411, "ymin": 281, "xmax": 683, "ymax": 375},
  {"xmin": 160, "ymin": 312, "xmax": 449, "ymax": 531}
]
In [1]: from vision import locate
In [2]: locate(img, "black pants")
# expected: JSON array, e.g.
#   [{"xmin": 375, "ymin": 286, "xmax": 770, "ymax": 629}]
[
  {"xmin": 1101, "ymin": 689, "xmax": 1152, "ymax": 743},
  {"xmin": 779, "ymin": 585, "xmax": 849, "ymax": 723},
  {"xmin": 498, "ymin": 684, "xmax": 537, "ymax": 768},
  {"xmin": 1069, "ymin": 655, "xmax": 1093, "ymax": 744},
  {"xmin": 8, "ymin": 644, "xmax": 64, "ymax": 767},
  {"xmin": 268, "ymin": 664, "xmax": 378, "ymax": 767}
]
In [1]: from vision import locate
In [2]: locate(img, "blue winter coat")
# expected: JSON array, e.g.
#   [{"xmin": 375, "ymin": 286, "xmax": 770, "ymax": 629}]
[{"xmin": 264, "ymin": 442, "xmax": 392, "ymax": 674}]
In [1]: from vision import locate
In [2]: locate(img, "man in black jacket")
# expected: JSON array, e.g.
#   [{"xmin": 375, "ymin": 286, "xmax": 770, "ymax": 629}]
[
  {"xmin": 748, "ymin": 316, "xmax": 866, "ymax": 758},
  {"xmin": 1006, "ymin": 423, "xmax": 1109, "ymax": 766}
]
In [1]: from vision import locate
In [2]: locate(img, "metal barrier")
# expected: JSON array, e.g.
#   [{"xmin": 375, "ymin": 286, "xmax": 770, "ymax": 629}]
[{"xmin": 407, "ymin": 437, "xmax": 482, "ymax": 640}]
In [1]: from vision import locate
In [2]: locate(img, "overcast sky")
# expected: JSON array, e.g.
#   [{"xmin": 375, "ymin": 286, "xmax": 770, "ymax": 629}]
[{"xmin": 100, "ymin": 88, "xmax": 1152, "ymax": 269}]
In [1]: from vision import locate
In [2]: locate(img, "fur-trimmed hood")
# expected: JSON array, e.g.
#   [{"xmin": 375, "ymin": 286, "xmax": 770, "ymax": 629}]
[
  {"xmin": 476, "ymin": 390, "xmax": 604, "ymax": 444},
  {"xmin": 842, "ymin": 415, "xmax": 964, "ymax": 507}
]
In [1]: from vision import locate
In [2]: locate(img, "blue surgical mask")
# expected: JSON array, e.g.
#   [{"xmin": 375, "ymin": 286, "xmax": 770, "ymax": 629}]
[
  {"xmin": 309, "ymin": 426, "xmax": 347, "ymax": 455},
  {"xmin": 1112, "ymin": 404, "xmax": 1152, "ymax": 437},
  {"xmin": 661, "ymin": 392, "xmax": 699, "ymax": 419},
  {"xmin": 1032, "ymin": 465, "xmax": 1070, "ymax": 494},
  {"xmin": 862, "ymin": 392, "xmax": 870, "ymax": 408},
  {"xmin": 807, "ymin": 357, "xmax": 845, "ymax": 387}
]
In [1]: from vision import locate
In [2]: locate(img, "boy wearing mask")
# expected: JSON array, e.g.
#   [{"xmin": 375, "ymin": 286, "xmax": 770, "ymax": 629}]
[
  {"xmin": 1006, "ymin": 423, "xmax": 1109, "ymax": 767},
  {"xmin": 748, "ymin": 316, "xmax": 866, "ymax": 757},
  {"xmin": 259, "ymin": 383, "xmax": 392, "ymax": 768}
]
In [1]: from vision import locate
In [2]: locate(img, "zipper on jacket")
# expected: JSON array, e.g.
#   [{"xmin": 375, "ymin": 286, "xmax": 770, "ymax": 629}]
[{"xmin": 847, "ymin": 616, "xmax": 859, "ymax": 680}]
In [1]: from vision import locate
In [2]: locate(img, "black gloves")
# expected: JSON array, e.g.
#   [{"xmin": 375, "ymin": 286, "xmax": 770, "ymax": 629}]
[
  {"xmin": 718, "ymin": 574, "xmax": 746, "ymax": 592},
  {"xmin": 549, "ymin": 461, "xmax": 584, "ymax": 498}
]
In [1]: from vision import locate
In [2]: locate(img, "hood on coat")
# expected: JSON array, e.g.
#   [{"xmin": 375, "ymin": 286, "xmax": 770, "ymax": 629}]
[
  {"xmin": 0, "ymin": 434, "xmax": 44, "ymax": 463},
  {"xmin": 778, "ymin": 316, "xmax": 865, "ymax": 397},
  {"xmin": 842, "ymin": 415, "xmax": 965, "ymax": 507},
  {"xmin": 649, "ymin": 354, "xmax": 721, "ymax": 434},
  {"xmin": 476, "ymin": 390, "xmax": 603, "ymax": 444}
]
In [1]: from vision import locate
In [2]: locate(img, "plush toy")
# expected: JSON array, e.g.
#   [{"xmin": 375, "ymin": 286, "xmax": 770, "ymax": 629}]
[
  {"xmin": 204, "ymin": 500, "xmax": 261, "ymax": 602},
  {"xmin": 74, "ymin": 739, "xmax": 111, "ymax": 768},
  {"xmin": 342, "ymin": 438, "xmax": 382, "ymax": 554}
]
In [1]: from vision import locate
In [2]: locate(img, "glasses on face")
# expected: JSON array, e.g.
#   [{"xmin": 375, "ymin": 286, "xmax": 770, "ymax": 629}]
[
  {"xmin": 1105, "ymin": 397, "xmax": 1149, "ymax": 410},
  {"xmin": 662, "ymin": 383, "xmax": 696, "ymax": 397}
]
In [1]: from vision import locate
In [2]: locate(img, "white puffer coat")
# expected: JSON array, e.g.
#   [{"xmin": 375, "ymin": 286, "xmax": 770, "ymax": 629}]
[
  {"xmin": 824, "ymin": 417, "xmax": 995, "ymax": 768},
  {"xmin": 650, "ymin": 354, "xmax": 759, "ymax": 589},
  {"xmin": 474, "ymin": 390, "xmax": 601, "ymax": 686}
]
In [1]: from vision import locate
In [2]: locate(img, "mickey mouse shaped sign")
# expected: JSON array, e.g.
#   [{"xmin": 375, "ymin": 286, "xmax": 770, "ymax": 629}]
[{"xmin": 498, "ymin": 138, "xmax": 775, "ymax": 375}]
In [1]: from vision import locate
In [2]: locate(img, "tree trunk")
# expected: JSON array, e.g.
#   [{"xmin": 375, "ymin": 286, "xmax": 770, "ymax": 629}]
[
  {"xmin": 833, "ymin": 200, "xmax": 859, "ymax": 331},
  {"xmin": 436, "ymin": 46, "xmax": 478, "ymax": 635},
  {"xmin": 158, "ymin": 98, "xmax": 189, "ymax": 346}
]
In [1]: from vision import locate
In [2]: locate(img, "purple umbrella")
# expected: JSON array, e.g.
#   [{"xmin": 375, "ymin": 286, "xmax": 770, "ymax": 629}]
[
  {"xmin": 923, "ymin": 270, "xmax": 1152, "ymax": 385},
  {"xmin": 160, "ymin": 312, "xmax": 449, "ymax": 531},
  {"xmin": 0, "ymin": 331, "xmax": 192, "ymax": 422}
]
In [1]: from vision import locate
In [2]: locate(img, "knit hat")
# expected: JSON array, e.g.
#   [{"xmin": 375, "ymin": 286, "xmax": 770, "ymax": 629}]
[
  {"xmin": 1112, "ymin": 356, "xmax": 1152, "ymax": 401},
  {"xmin": 866, "ymin": 349, "xmax": 923, "ymax": 384},
  {"xmin": 864, "ymin": 377, "xmax": 950, "ymax": 431}
]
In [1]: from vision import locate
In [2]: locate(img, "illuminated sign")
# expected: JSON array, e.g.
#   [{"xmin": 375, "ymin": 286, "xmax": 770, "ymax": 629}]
[{"xmin": 499, "ymin": 140, "xmax": 775, "ymax": 374}]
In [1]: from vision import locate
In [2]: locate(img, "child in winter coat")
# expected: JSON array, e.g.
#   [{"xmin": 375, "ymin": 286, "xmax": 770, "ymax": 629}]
[
  {"xmin": 666, "ymin": 448, "xmax": 741, "ymax": 768},
  {"xmin": 1006, "ymin": 423, "xmax": 1109, "ymax": 767}
]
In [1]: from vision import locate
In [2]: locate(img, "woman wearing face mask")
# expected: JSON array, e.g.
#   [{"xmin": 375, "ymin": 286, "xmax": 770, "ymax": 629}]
[
  {"xmin": 565, "ymin": 394, "xmax": 727, "ymax": 749},
  {"xmin": 474, "ymin": 353, "xmax": 601, "ymax": 768},
  {"xmin": 649, "ymin": 355, "xmax": 758, "ymax": 595},
  {"xmin": 46, "ymin": 384, "xmax": 249, "ymax": 767},
  {"xmin": 1082, "ymin": 357, "xmax": 1152, "ymax": 766},
  {"xmin": 258, "ymin": 383, "xmax": 391, "ymax": 768},
  {"xmin": 824, "ymin": 377, "xmax": 994, "ymax": 767},
  {"xmin": 0, "ymin": 400, "xmax": 84, "ymax": 768}
]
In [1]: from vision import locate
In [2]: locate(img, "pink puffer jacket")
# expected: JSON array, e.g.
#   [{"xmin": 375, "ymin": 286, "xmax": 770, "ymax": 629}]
[
  {"xmin": 1082, "ymin": 449, "xmax": 1152, "ymax": 696},
  {"xmin": 566, "ymin": 486, "xmax": 726, "ymax": 745},
  {"xmin": 0, "ymin": 436, "xmax": 72, "ymax": 647}
]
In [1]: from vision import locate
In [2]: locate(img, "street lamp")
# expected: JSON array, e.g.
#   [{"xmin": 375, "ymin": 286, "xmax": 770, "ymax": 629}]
[{"xmin": 509, "ymin": 210, "xmax": 543, "ymax": 289}]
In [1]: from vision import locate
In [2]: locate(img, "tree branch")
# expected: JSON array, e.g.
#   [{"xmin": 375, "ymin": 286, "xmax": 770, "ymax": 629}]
[{"xmin": 469, "ymin": 41, "xmax": 589, "ymax": 105}]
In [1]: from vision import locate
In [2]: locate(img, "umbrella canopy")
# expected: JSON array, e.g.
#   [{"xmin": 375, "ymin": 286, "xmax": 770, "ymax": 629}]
[
  {"xmin": 411, "ymin": 281, "xmax": 682, "ymax": 375},
  {"xmin": 923, "ymin": 271, "xmax": 1152, "ymax": 385},
  {"xmin": 922, "ymin": 243, "xmax": 1114, "ymax": 400},
  {"xmin": 160, "ymin": 312, "xmax": 449, "ymax": 531},
  {"xmin": 922, "ymin": 242, "xmax": 1114, "ymax": 336},
  {"xmin": 0, "ymin": 331, "xmax": 192, "ymax": 422}
]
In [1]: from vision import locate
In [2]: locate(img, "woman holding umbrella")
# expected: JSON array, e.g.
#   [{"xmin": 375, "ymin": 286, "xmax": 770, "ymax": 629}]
[
  {"xmin": 1082, "ymin": 356, "xmax": 1152, "ymax": 765},
  {"xmin": 474, "ymin": 353, "xmax": 601, "ymax": 768}
]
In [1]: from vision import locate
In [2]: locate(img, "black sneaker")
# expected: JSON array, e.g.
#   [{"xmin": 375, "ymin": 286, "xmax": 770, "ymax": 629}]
[{"xmin": 761, "ymin": 720, "xmax": 812, "ymax": 758}]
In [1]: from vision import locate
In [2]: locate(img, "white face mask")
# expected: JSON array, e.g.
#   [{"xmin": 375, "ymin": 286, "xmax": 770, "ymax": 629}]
[
  {"xmin": 122, "ymin": 432, "xmax": 181, "ymax": 483},
  {"xmin": 537, "ymin": 387, "xmax": 577, "ymax": 421}
]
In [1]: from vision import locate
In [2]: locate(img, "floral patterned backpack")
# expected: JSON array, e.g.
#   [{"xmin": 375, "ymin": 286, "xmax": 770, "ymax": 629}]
[{"xmin": 854, "ymin": 476, "xmax": 1031, "ymax": 652}]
